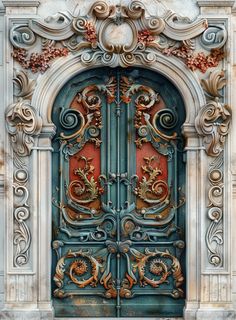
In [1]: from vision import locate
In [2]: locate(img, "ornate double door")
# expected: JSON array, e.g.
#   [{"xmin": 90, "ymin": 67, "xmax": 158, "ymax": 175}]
[{"xmin": 52, "ymin": 67, "xmax": 186, "ymax": 318}]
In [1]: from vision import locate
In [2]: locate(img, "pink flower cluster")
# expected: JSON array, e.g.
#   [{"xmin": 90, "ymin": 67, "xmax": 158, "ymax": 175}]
[
  {"xmin": 163, "ymin": 45, "xmax": 225, "ymax": 73},
  {"xmin": 12, "ymin": 46, "xmax": 69, "ymax": 73},
  {"xmin": 84, "ymin": 21, "xmax": 97, "ymax": 44},
  {"xmin": 138, "ymin": 30, "xmax": 155, "ymax": 45}
]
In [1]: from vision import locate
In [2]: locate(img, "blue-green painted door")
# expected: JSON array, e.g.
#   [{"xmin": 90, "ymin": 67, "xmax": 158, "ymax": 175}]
[{"xmin": 52, "ymin": 67, "xmax": 186, "ymax": 317}]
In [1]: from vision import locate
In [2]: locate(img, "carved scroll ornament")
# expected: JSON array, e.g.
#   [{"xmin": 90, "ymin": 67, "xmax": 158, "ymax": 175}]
[
  {"xmin": 9, "ymin": 1, "xmax": 224, "ymax": 71},
  {"xmin": 53, "ymin": 242, "xmax": 184, "ymax": 299},
  {"xmin": 195, "ymin": 99, "xmax": 231, "ymax": 157},
  {"xmin": 206, "ymin": 154, "xmax": 224, "ymax": 267},
  {"xmin": 6, "ymin": 99, "xmax": 42, "ymax": 157},
  {"xmin": 195, "ymin": 70, "xmax": 231, "ymax": 157}
]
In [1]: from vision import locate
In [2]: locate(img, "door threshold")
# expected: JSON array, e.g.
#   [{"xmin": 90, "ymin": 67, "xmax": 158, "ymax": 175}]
[{"xmin": 55, "ymin": 318, "xmax": 184, "ymax": 320}]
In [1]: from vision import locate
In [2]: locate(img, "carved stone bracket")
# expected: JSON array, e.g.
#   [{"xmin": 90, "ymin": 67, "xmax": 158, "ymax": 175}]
[
  {"xmin": 6, "ymin": 70, "xmax": 42, "ymax": 157},
  {"xmin": 195, "ymin": 70, "xmax": 231, "ymax": 157},
  {"xmin": 6, "ymin": 99, "xmax": 42, "ymax": 157}
]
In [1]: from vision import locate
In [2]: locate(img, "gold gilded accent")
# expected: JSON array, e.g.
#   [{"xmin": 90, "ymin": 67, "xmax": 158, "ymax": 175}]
[
  {"xmin": 134, "ymin": 156, "xmax": 170, "ymax": 204},
  {"xmin": 100, "ymin": 272, "xmax": 117, "ymax": 298},
  {"xmin": 68, "ymin": 156, "xmax": 100, "ymax": 204},
  {"xmin": 131, "ymin": 248, "xmax": 184, "ymax": 294},
  {"xmin": 53, "ymin": 249, "xmax": 102, "ymax": 292}
]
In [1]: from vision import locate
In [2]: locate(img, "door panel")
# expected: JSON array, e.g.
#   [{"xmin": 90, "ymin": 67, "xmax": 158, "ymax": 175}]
[{"xmin": 52, "ymin": 67, "xmax": 186, "ymax": 318}]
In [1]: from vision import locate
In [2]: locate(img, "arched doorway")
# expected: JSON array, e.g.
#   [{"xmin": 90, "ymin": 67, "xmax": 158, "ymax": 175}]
[{"xmin": 51, "ymin": 67, "xmax": 186, "ymax": 317}]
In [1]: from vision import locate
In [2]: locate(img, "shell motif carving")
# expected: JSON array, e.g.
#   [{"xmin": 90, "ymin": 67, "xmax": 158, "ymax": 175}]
[{"xmin": 6, "ymin": 99, "xmax": 42, "ymax": 156}]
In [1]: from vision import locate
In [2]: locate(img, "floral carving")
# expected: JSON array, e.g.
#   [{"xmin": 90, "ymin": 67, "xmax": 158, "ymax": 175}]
[
  {"xmin": 198, "ymin": 68, "xmax": 228, "ymax": 267},
  {"xmin": 84, "ymin": 21, "xmax": 97, "ymax": 44},
  {"xmin": 138, "ymin": 30, "xmax": 155, "ymax": 45},
  {"xmin": 163, "ymin": 46, "xmax": 225, "ymax": 73},
  {"xmin": 12, "ymin": 164, "xmax": 31, "ymax": 267},
  {"xmin": 10, "ymin": 1, "xmax": 209, "ymax": 69},
  {"xmin": 12, "ymin": 46, "xmax": 69, "ymax": 73},
  {"xmin": 6, "ymin": 69, "xmax": 38, "ymax": 268},
  {"xmin": 14, "ymin": 206, "xmax": 31, "ymax": 267},
  {"xmin": 6, "ymin": 99, "xmax": 42, "ymax": 156}
]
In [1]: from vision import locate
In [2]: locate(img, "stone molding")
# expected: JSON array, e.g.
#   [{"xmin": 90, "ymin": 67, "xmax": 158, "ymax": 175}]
[
  {"xmin": 2, "ymin": 0, "xmax": 40, "ymax": 7},
  {"xmin": 197, "ymin": 0, "xmax": 235, "ymax": 7}
]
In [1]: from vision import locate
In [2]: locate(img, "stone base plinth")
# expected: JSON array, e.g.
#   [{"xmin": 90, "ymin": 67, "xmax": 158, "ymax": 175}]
[{"xmin": 0, "ymin": 309, "xmax": 54, "ymax": 320}]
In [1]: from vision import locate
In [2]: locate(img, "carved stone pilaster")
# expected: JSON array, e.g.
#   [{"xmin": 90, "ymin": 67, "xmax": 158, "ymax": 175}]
[
  {"xmin": 195, "ymin": 70, "xmax": 230, "ymax": 268},
  {"xmin": 5, "ymin": 71, "xmax": 41, "ymax": 267}
]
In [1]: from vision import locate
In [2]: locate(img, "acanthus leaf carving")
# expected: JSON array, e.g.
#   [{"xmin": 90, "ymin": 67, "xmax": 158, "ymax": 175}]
[
  {"xmin": 195, "ymin": 70, "xmax": 231, "ymax": 157},
  {"xmin": 195, "ymin": 99, "xmax": 231, "ymax": 157},
  {"xmin": 6, "ymin": 99, "xmax": 42, "ymax": 157},
  {"xmin": 13, "ymin": 70, "xmax": 36, "ymax": 100},
  {"xmin": 162, "ymin": 10, "xmax": 208, "ymax": 41},
  {"xmin": 201, "ymin": 69, "xmax": 226, "ymax": 98}
]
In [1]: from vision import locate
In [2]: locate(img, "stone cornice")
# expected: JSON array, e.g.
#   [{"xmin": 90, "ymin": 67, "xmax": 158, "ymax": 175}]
[
  {"xmin": 2, "ymin": 0, "xmax": 40, "ymax": 7},
  {"xmin": 197, "ymin": 0, "xmax": 235, "ymax": 7}
]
